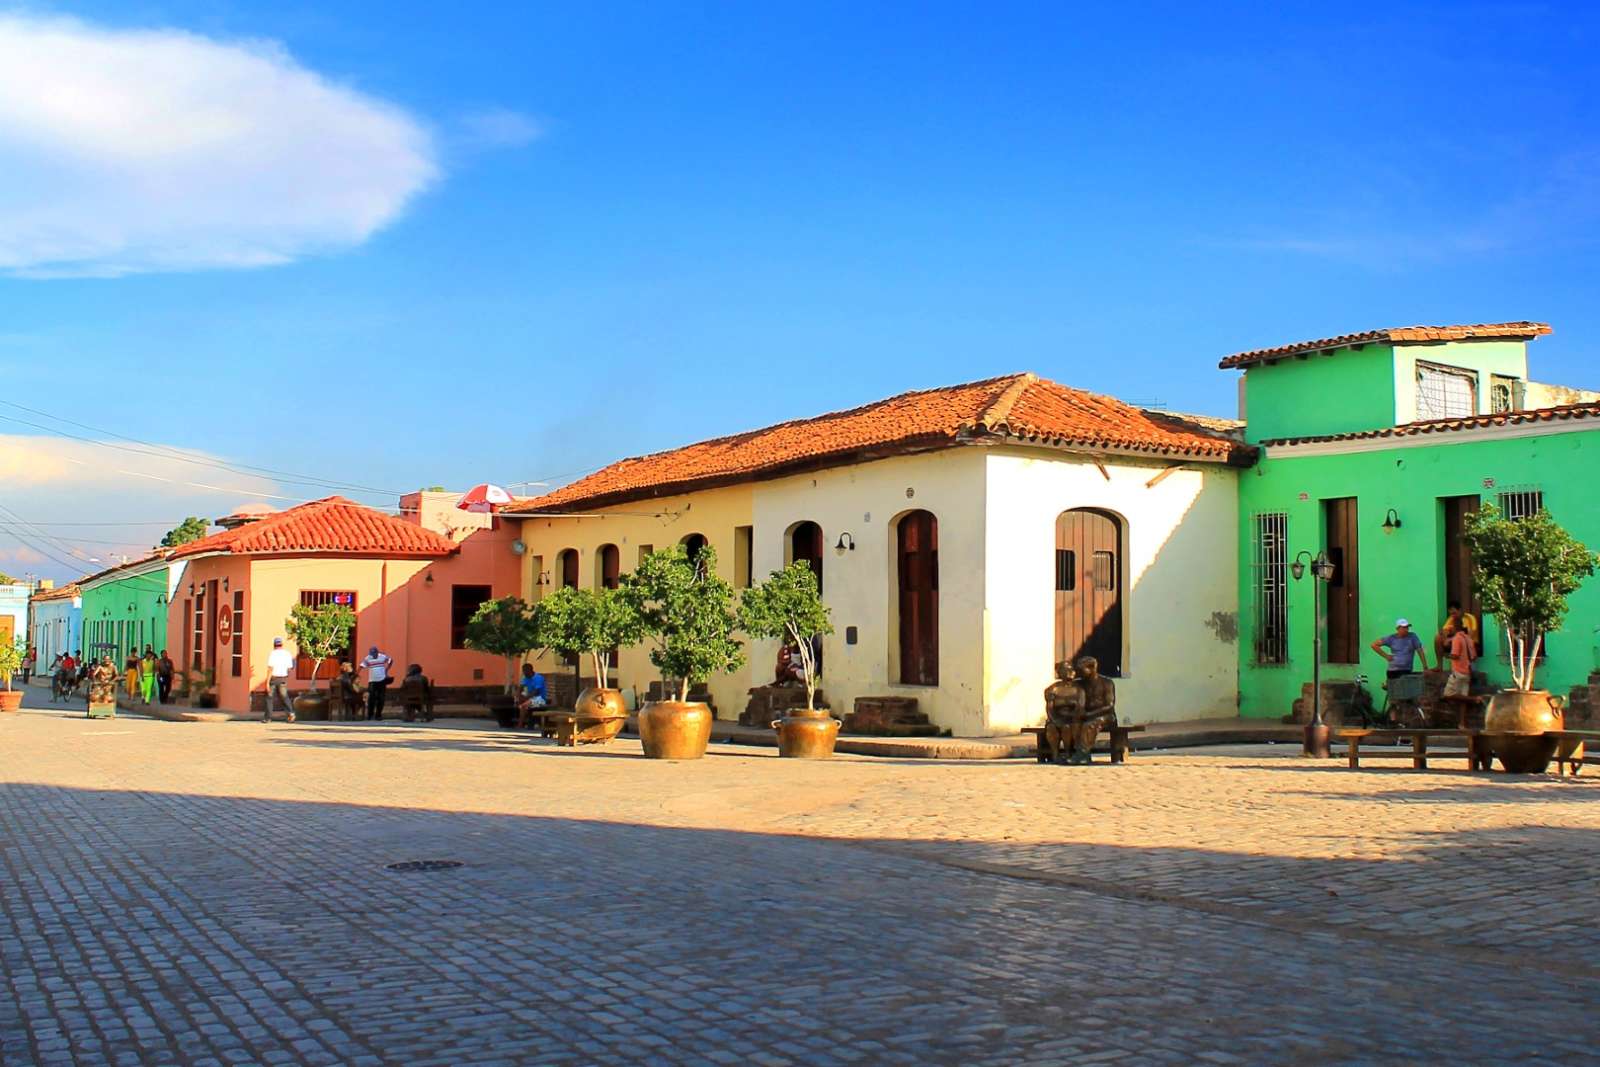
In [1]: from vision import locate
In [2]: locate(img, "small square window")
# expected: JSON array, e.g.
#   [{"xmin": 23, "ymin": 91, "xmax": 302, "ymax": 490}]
[{"xmin": 1055, "ymin": 549, "xmax": 1076, "ymax": 592}]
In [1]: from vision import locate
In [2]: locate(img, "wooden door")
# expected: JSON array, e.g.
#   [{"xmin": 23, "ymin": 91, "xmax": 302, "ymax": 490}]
[
  {"xmin": 205, "ymin": 579, "xmax": 220, "ymax": 672},
  {"xmin": 1442, "ymin": 496, "xmax": 1481, "ymax": 621},
  {"xmin": 598, "ymin": 545, "xmax": 620, "ymax": 668},
  {"xmin": 1055, "ymin": 509, "xmax": 1124, "ymax": 676},
  {"xmin": 1324, "ymin": 498, "xmax": 1360, "ymax": 663},
  {"xmin": 897, "ymin": 511, "xmax": 938, "ymax": 685},
  {"xmin": 560, "ymin": 550, "xmax": 579, "ymax": 589}
]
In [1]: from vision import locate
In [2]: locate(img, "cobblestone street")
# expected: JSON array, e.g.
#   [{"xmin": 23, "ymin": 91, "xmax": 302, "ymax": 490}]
[{"xmin": 4, "ymin": 707, "xmax": 1599, "ymax": 1065}]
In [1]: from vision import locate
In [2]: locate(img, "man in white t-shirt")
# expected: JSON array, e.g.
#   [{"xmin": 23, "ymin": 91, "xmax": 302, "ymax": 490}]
[
  {"xmin": 360, "ymin": 646, "xmax": 394, "ymax": 721},
  {"xmin": 265, "ymin": 637, "xmax": 296, "ymax": 724}
]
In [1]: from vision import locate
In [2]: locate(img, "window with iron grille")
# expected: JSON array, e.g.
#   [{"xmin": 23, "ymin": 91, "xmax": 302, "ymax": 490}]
[
  {"xmin": 230, "ymin": 592, "xmax": 244, "ymax": 677},
  {"xmin": 1054, "ymin": 549, "xmax": 1076, "ymax": 591},
  {"xmin": 1496, "ymin": 485, "xmax": 1543, "ymax": 521},
  {"xmin": 1416, "ymin": 362, "xmax": 1477, "ymax": 420},
  {"xmin": 1090, "ymin": 550, "xmax": 1116, "ymax": 591},
  {"xmin": 451, "ymin": 585, "xmax": 491, "ymax": 649},
  {"xmin": 1489, "ymin": 375, "xmax": 1522, "ymax": 414},
  {"xmin": 1252, "ymin": 512, "xmax": 1289, "ymax": 665}
]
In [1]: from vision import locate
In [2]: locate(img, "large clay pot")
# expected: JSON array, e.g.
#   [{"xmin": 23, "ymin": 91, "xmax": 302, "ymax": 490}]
[
  {"xmin": 0, "ymin": 689, "xmax": 22, "ymax": 713},
  {"xmin": 1485, "ymin": 689, "xmax": 1562, "ymax": 773},
  {"xmin": 574, "ymin": 688, "xmax": 628, "ymax": 744},
  {"xmin": 638, "ymin": 700, "xmax": 713, "ymax": 760},
  {"xmin": 773, "ymin": 707, "xmax": 840, "ymax": 758},
  {"xmin": 292, "ymin": 691, "xmax": 330, "ymax": 721}
]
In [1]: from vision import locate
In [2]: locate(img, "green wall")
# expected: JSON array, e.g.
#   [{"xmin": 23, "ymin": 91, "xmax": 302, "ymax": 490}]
[
  {"xmin": 1237, "ymin": 428, "xmax": 1600, "ymax": 718},
  {"xmin": 81, "ymin": 566, "xmax": 170, "ymax": 665},
  {"xmin": 1241, "ymin": 345, "xmax": 1397, "ymax": 443}
]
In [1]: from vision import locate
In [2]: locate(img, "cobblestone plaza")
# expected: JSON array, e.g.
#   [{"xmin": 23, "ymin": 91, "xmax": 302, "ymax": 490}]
[{"xmin": 3, "ymin": 708, "xmax": 1599, "ymax": 1065}]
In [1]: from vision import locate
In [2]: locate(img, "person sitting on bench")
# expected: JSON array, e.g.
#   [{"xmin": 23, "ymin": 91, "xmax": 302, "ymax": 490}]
[
  {"xmin": 397, "ymin": 663, "xmax": 435, "ymax": 723},
  {"xmin": 515, "ymin": 662, "xmax": 549, "ymax": 728}
]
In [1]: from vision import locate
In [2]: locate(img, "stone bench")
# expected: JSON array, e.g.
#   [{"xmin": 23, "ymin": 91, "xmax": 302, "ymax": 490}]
[{"xmin": 1022, "ymin": 723, "xmax": 1145, "ymax": 765}]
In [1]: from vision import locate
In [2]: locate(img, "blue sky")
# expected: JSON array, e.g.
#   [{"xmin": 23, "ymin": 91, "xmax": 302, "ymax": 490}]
[{"xmin": 2, "ymin": 2, "xmax": 1598, "ymax": 579}]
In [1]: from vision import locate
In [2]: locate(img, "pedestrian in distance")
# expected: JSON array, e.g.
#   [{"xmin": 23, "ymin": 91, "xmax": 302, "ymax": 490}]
[
  {"xmin": 360, "ymin": 645, "xmax": 394, "ymax": 721},
  {"xmin": 265, "ymin": 636, "xmax": 296, "ymax": 724},
  {"xmin": 1371, "ymin": 618, "xmax": 1430, "ymax": 680},
  {"xmin": 156, "ymin": 650, "xmax": 175, "ymax": 704},
  {"xmin": 20, "ymin": 646, "xmax": 35, "ymax": 684},
  {"xmin": 138, "ymin": 649, "xmax": 157, "ymax": 705}
]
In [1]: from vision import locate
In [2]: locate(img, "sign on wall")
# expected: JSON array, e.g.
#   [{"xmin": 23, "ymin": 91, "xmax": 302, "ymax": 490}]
[{"xmin": 217, "ymin": 601, "xmax": 233, "ymax": 646}]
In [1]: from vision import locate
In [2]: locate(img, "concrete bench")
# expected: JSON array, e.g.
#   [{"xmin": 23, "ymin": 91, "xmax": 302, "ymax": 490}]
[{"xmin": 1023, "ymin": 723, "xmax": 1146, "ymax": 764}]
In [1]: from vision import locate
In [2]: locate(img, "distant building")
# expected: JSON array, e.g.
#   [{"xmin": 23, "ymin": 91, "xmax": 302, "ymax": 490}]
[
  {"xmin": 1227, "ymin": 322, "xmax": 1600, "ymax": 716},
  {"xmin": 29, "ymin": 582, "xmax": 82, "ymax": 665},
  {"xmin": 1, "ymin": 580, "xmax": 33, "ymax": 650}
]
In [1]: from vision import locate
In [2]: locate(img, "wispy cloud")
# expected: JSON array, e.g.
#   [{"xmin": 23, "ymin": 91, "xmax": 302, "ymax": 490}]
[
  {"xmin": 457, "ymin": 107, "xmax": 545, "ymax": 150},
  {"xmin": 0, "ymin": 13, "xmax": 440, "ymax": 277}
]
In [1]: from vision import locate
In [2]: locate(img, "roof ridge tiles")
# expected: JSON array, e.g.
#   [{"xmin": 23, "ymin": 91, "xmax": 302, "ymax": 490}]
[
  {"xmin": 1261, "ymin": 399, "xmax": 1600, "ymax": 446},
  {"xmin": 1219, "ymin": 321, "xmax": 1551, "ymax": 369}
]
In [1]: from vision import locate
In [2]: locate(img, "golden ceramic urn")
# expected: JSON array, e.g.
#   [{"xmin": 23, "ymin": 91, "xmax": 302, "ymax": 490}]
[
  {"xmin": 1484, "ymin": 690, "xmax": 1563, "ymax": 773},
  {"xmin": 772, "ymin": 707, "xmax": 840, "ymax": 758},
  {"xmin": 573, "ymin": 688, "xmax": 628, "ymax": 744},
  {"xmin": 638, "ymin": 700, "xmax": 713, "ymax": 759}
]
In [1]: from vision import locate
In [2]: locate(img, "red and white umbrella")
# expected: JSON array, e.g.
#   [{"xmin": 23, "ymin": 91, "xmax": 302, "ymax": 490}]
[{"xmin": 457, "ymin": 483, "xmax": 514, "ymax": 513}]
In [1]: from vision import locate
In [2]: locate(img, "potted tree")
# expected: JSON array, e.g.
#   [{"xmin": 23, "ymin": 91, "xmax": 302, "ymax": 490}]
[
  {"xmin": 285, "ymin": 601, "xmax": 356, "ymax": 722},
  {"xmin": 541, "ymin": 586, "xmax": 643, "ymax": 744},
  {"xmin": 0, "ymin": 639, "xmax": 24, "ymax": 713},
  {"xmin": 1465, "ymin": 502, "xmax": 1597, "ymax": 772},
  {"xmin": 620, "ymin": 544, "xmax": 744, "ymax": 759},
  {"xmin": 740, "ymin": 561, "xmax": 836, "ymax": 757},
  {"xmin": 464, "ymin": 596, "xmax": 548, "ymax": 728}
]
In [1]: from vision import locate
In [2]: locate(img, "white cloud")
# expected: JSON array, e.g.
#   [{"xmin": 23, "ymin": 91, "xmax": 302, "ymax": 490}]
[
  {"xmin": 0, "ymin": 14, "xmax": 439, "ymax": 277},
  {"xmin": 458, "ymin": 108, "xmax": 544, "ymax": 150}
]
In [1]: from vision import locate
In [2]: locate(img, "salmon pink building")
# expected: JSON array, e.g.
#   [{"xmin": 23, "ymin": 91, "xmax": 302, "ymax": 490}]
[{"xmin": 166, "ymin": 494, "xmax": 524, "ymax": 711}]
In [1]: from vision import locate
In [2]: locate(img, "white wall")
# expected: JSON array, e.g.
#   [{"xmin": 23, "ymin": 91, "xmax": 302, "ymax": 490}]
[
  {"xmin": 752, "ymin": 448, "xmax": 989, "ymax": 734},
  {"xmin": 983, "ymin": 448, "xmax": 1240, "ymax": 729}
]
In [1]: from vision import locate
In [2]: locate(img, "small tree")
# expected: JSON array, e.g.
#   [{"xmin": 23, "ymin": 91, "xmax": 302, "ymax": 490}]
[
  {"xmin": 160, "ymin": 517, "xmax": 210, "ymax": 547},
  {"xmin": 619, "ymin": 544, "xmax": 744, "ymax": 702},
  {"xmin": 464, "ymin": 596, "xmax": 549, "ymax": 694},
  {"xmin": 739, "ymin": 561, "xmax": 833, "ymax": 711},
  {"xmin": 1465, "ymin": 502, "xmax": 1597, "ymax": 691},
  {"xmin": 285, "ymin": 602, "xmax": 356, "ymax": 693},
  {"xmin": 0, "ymin": 638, "xmax": 24, "ymax": 692},
  {"xmin": 539, "ymin": 586, "xmax": 643, "ymax": 690}
]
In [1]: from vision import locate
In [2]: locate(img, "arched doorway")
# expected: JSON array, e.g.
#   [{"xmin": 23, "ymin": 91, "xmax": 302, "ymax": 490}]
[
  {"xmin": 558, "ymin": 548, "xmax": 579, "ymax": 589},
  {"xmin": 896, "ymin": 510, "xmax": 938, "ymax": 685},
  {"xmin": 680, "ymin": 533, "xmax": 707, "ymax": 563},
  {"xmin": 789, "ymin": 520, "xmax": 823, "ymax": 594},
  {"xmin": 1054, "ymin": 508, "xmax": 1123, "ymax": 676},
  {"xmin": 595, "ymin": 544, "xmax": 620, "ymax": 590}
]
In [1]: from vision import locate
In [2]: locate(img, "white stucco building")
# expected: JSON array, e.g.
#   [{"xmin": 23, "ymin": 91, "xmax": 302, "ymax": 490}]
[{"xmin": 508, "ymin": 373, "xmax": 1252, "ymax": 735}]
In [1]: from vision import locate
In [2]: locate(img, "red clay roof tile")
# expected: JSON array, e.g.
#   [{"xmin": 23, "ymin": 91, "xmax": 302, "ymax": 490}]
[
  {"xmin": 1261, "ymin": 400, "xmax": 1600, "ymax": 447},
  {"xmin": 510, "ymin": 373, "xmax": 1251, "ymax": 514},
  {"xmin": 1218, "ymin": 322, "xmax": 1551, "ymax": 369},
  {"xmin": 171, "ymin": 497, "xmax": 458, "ymax": 558}
]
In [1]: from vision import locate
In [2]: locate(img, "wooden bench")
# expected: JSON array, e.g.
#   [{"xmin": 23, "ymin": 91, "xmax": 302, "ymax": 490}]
[
  {"xmin": 1547, "ymin": 730, "xmax": 1600, "ymax": 777},
  {"xmin": 1337, "ymin": 728, "xmax": 1491, "ymax": 771},
  {"xmin": 1023, "ymin": 723, "xmax": 1146, "ymax": 764}
]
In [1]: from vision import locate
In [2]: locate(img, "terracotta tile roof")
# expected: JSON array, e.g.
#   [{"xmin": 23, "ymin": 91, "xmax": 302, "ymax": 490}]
[
  {"xmin": 511, "ymin": 373, "xmax": 1253, "ymax": 514},
  {"xmin": 29, "ymin": 583, "xmax": 81, "ymax": 603},
  {"xmin": 1219, "ymin": 322, "xmax": 1551, "ymax": 369},
  {"xmin": 171, "ymin": 497, "xmax": 458, "ymax": 559},
  {"xmin": 1261, "ymin": 400, "xmax": 1600, "ymax": 447}
]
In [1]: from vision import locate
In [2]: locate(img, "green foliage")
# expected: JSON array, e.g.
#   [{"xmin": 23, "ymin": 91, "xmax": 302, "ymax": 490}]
[
  {"xmin": 285, "ymin": 602, "xmax": 356, "ymax": 692},
  {"xmin": 739, "ymin": 561, "xmax": 833, "ymax": 709},
  {"xmin": 539, "ymin": 586, "xmax": 643, "ymax": 689},
  {"xmin": 0, "ymin": 571, "xmax": 17, "ymax": 585},
  {"xmin": 464, "ymin": 596, "xmax": 549, "ymax": 692},
  {"xmin": 619, "ymin": 544, "xmax": 744, "ymax": 701},
  {"xmin": 1465, "ymin": 502, "xmax": 1597, "ymax": 690},
  {"xmin": 0, "ymin": 638, "xmax": 24, "ymax": 691},
  {"xmin": 424, "ymin": 485, "xmax": 447, "ymax": 493},
  {"xmin": 160, "ymin": 516, "xmax": 210, "ymax": 547}
]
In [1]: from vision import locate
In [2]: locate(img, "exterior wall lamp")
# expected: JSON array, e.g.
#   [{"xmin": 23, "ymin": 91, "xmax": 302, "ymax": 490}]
[
  {"xmin": 424, "ymin": 572, "xmax": 434, "ymax": 586},
  {"xmin": 535, "ymin": 571, "xmax": 551, "ymax": 586},
  {"xmin": 1291, "ymin": 549, "xmax": 1336, "ymax": 758},
  {"xmin": 835, "ymin": 533, "xmax": 856, "ymax": 553},
  {"xmin": 222, "ymin": 577, "xmax": 230, "ymax": 592},
  {"xmin": 1381, "ymin": 508, "xmax": 1402, "ymax": 535}
]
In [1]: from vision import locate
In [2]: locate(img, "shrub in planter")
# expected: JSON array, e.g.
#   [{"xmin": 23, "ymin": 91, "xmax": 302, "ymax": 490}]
[
  {"xmin": 619, "ymin": 545, "xmax": 744, "ymax": 759},
  {"xmin": 540, "ymin": 586, "xmax": 644, "ymax": 743},
  {"xmin": 1465, "ymin": 502, "xmax": 1598, "ymax": 771},
  {"xmin": 739, "ymin": 562, "xmax": 836, "ymax": 757},
  {"xmin": 285, "ymin": 602, "xmax": 356, "ymax": 721},
  {"xmin": 0, "ymin": 639, "xmax": 24, "ymax": 712},
  {"xmin": 464, "ymin": 597, "xmax": 549, "ymax": 727}
]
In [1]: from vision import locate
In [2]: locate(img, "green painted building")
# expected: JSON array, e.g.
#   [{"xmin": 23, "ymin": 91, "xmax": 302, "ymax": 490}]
[
  {"xmin": 1228, "ymin": 323, "xmax": 1600, "ymax": 718},
  {"xmin": 79, "ymin": 554, "xmax": 177, "ymax": 665}
]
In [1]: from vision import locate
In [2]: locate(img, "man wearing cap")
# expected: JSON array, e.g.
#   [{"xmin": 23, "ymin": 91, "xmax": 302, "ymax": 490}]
[
  {"xmin": 1371, "ymin": 618, "xmax": 1430, "ymax": 681},
  {"xmin": 265, "ymin": 637, "xmax": 297, "ymax": 724},
  {"xmin": 360, "ymin": 645, "xmax": 395, "ymax": 721}
]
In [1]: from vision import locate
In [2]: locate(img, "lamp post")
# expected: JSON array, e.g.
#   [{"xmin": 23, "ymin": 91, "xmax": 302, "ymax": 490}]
[{"xmin": 1291, "ymin": 550, "xmax": 1337, "ymax": 758}]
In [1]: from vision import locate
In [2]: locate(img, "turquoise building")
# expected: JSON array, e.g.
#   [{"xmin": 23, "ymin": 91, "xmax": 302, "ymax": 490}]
[
  {"xmin": 1228, "ymin": 323, "xmax": 1600, "ymax": 718},
  {"xmin": 29, "ymin": 584, "xmax": 82, "ymax": 665},
  {"xmin": 79, "ymin": 555, "xmax": 178, "ymax": 665}
]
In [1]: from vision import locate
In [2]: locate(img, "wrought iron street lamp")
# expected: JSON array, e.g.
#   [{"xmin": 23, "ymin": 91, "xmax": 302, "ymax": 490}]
[{"xmin": 1291, "ymin": 550, "xmax": 1336, "ymax": 757}]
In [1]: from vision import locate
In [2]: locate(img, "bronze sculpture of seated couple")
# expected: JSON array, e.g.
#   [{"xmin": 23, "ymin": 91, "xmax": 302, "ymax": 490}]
[{"xmin": 1043, "ymin": 656, "xmax": 1116, "ymax": 765}]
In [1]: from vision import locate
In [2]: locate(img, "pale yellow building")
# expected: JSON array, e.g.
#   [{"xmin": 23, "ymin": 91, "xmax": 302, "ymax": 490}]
[{"xmin": 508, "ymin": 373, "xmax": 1253, "ymax": 735}]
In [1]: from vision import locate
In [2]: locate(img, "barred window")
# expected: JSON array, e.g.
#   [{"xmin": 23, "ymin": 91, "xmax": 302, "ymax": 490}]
[
  {"xmin": 1497, "ymin": 485, "xmax": 1543, "ymax": 521},
  {"xmin": 1416, "ymin": 362, "xmax": 1477, "ymax": 420},
  {"xmin": 1489, "ymin": 375, "xmax": 1522, "ymax": 414},
  {"xmin": 1252, "ymin": 512, "xmax": 1289, "ymax": 665}
]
